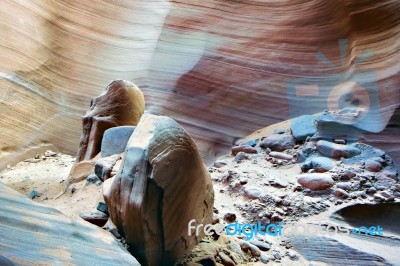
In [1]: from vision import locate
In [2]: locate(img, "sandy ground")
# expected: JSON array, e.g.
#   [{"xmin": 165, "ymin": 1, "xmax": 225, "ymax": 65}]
[
  {"xmin": 0, "ymin": 150, "xmax": 302, "ymax": 225},
  {"xmin": 1, "ymin": 134, "xmax": 399, "ymax": 266},
  {"xmin": 0, "ymin": 150, "xmax": 305, "ymax": 265},
  {"xmin": 0, "ymin": 153, "xmax": 103, "ymax": 220}
]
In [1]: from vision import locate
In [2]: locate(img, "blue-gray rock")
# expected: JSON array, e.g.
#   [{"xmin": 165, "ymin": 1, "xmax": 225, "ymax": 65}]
[
  {"xmin": 273, "ymin": 251, "xmax": 282, "ymax": 260},
  {"xmin": 290, "ymin": 115, "xmax": 317, "ymax": 141},
  {"xmin": 101, "ymin": 126, "xmax": 135, "ymax": 157},
  {"xmin": 94, "ymin": 154, "xmax": 120, "ymax": 181},
  {"xmin": 86, "ymin": 174, "xmax": 102, "ymax": 185},
  {"xmin": 97, "ymin": 202, "xmax": 109, "ymax": 216},
  {"xmin": 287, "ymin": 250, "xmax": 298, "ymax": 261},
  {"xmin": 375, "ymin": 177, "xmax": 395, "ymax": 189},
  {"xmin": 260, "ymin": 252, "xmax": 270, "ymax": 263},
  {"xmin": 336, "ymin": 182, "xmax": 351, "ymax": 191},
  {"xmin": 249, "ymin": 240, "xmax": 271, "ymax": 251},
  {"xmin": 213, "ymin": 160, "xmax": 228, "ymax": 168},
  {"xmin": 383, "ymin": 169, "xmax": 398, "ymax": 179},
  {"xmin": 0, "ymin": 255, "xmax": 15, "ymax": 266},
  {"xmin": 235, "ymin": 151, "xmax": 249, "ymax": 162},
  {"xmin": 0, "ymin": 182, "xmax": 140, "ymax": 265},
  {"xmin": 244, "ymin": 186, "xmax": 263, "ymax": 199},
  {"xmin": 260, "ymin": 133, "xmax": 295, "ymax": 152},
  {"xmin": 301, "ymin": 157, "xmax": 334, "ymax": 173},
  {"xmin": 269, "ymin": 151, "xmax": 293, "ymax": 161},
  {"xmin": 273, "ymin": 129, "xmax": 287, "ymax": 134},
  {"xmin": 342, "ymin": 143, "xmax": 387, "ymax": 165},
  {"xmin": 296, "ymin": 142, "xmax": 318, "ymax": 163},
  {"xmin": 314, "ymin": 112, "xmax": 363, "ymax": 142},
  {"xmin": 316, "ymin": 140, "xmax": 361, "ymax": 159},
  {"xmin": 296, "ymin": 151, "xmax": 307, "ymax": 163},
  {"xmin": 28, "ymin": 190, "xmax": 37, "ymax": 199},
  {"xmin": 240, "ymin": 138, "xmax": 259, "ymax": 147},
  {"xmin": 351, "ymin": 143, "xmax": 385, "ymax": 159}
]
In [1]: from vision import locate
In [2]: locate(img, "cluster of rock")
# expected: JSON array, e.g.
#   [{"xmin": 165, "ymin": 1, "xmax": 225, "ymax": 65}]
[
  {"xmin": 234, "ymin": 115, "xmax": 399, "ymax": 204},
  {"xmin": 66, "ymin": 80, "xmax": 214, "ymax": 265},
  {"xmin": 296, "ymin": 139, "xmax": 399, "ymax": 202},
  {"xmin": 195, "ymin": 114, "xmax": 399, "ymax": 265}
]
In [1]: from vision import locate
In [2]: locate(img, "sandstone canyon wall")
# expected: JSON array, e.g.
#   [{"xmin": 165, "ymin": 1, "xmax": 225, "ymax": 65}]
[{"xmin": 1, "ymin": 0, "xmax": 399, "ymax": 167}]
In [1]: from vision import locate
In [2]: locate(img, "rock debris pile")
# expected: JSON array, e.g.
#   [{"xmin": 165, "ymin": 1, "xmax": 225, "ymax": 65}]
[{"xmin": 180, "ymin": 114, "xmax": 399, "ymax": 265}]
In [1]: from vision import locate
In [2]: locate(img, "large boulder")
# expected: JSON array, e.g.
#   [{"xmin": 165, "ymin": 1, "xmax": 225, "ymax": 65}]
[
  {"xmin": 76, "ymin": 80, "xmax": 144, "ymax": 162},
  {"xmin": 104, "ymin": 113, "xmax": 214, "ymax": 266},
  {"xmin": 314, "ymin": 112, "xmax": 364, "ymax": 142},
  {"xmin": 290, "ymin": 115, "xmax": 317, "ymax": 141}
]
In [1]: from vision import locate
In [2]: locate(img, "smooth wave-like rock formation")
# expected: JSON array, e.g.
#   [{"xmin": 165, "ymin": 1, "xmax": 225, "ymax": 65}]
[
  {"xmin": 290, "ymin": 203, "xmax": 400, "ymax": 265},
  {"xmin": 0, "ymin": 0, "xmax": 399, "ymax": 167},
  {"xmin": 0, "ymin": 181, "xmax": 140, "ymax": 265}
]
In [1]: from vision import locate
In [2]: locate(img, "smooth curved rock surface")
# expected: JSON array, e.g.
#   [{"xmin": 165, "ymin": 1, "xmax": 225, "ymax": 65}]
[
  {"xmin": 0, "ymin": 182, "xmax": 140, "ymax": 266},
  {"xmin": 104, "ymin": 113, "xmax": 214, "ymax": 266},
  {"xmin": 76, "ymin": 80, "xmax": 144, "ymax": 162},
  {"xmin": 289, "ymin": 203, "xmax": 400, "ymax": 265},
  {"xmin": 0, "ymin": 0, "xmax": 399, "ymax": 167},
  {"xmin": 331, "ymin": 202, "xmax": 400, "ymax": 235}
]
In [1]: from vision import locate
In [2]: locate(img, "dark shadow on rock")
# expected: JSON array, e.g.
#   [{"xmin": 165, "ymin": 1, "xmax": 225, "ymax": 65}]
[{"xmin": 331, "ymin": 202, "xmax": 400, "ymax": 236}]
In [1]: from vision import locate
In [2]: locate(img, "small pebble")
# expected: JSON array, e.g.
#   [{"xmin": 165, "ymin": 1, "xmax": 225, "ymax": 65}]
[
  {"xmin": 224, "ymin": 213, "xmax": 237, "ymax": 223},
  {"xmin": 273, "ymin": 251, "xmax": 281, "ymax": 260},
  {"xmin": 28, "ymin": 190, "xmax": 37, "ymax": 199},
  {"xmin": 44, "ymin": 150, "xmax": 57, "ymax": 157},
  {"xmin": 333, "ymin": 188, "xmax": 350, "ymax": 199},
  {"xmin": 260, "ymin": 252, "xmax": 270, "ymax": 263}
]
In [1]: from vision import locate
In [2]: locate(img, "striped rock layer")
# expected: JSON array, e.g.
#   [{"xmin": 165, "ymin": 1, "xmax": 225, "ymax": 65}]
[{"xmin": 0, "ymin": 0, "xmax": 399, "ymax": 166}]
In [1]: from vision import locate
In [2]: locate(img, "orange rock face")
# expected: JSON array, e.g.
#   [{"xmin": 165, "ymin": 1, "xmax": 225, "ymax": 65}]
[
  {"xmin": 0, "ymin": 0, "xmax": 399, "ymax": 166},
  {"xmin": 76, "ymin": 80, "xmax": 144, "ymax": 162}
]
